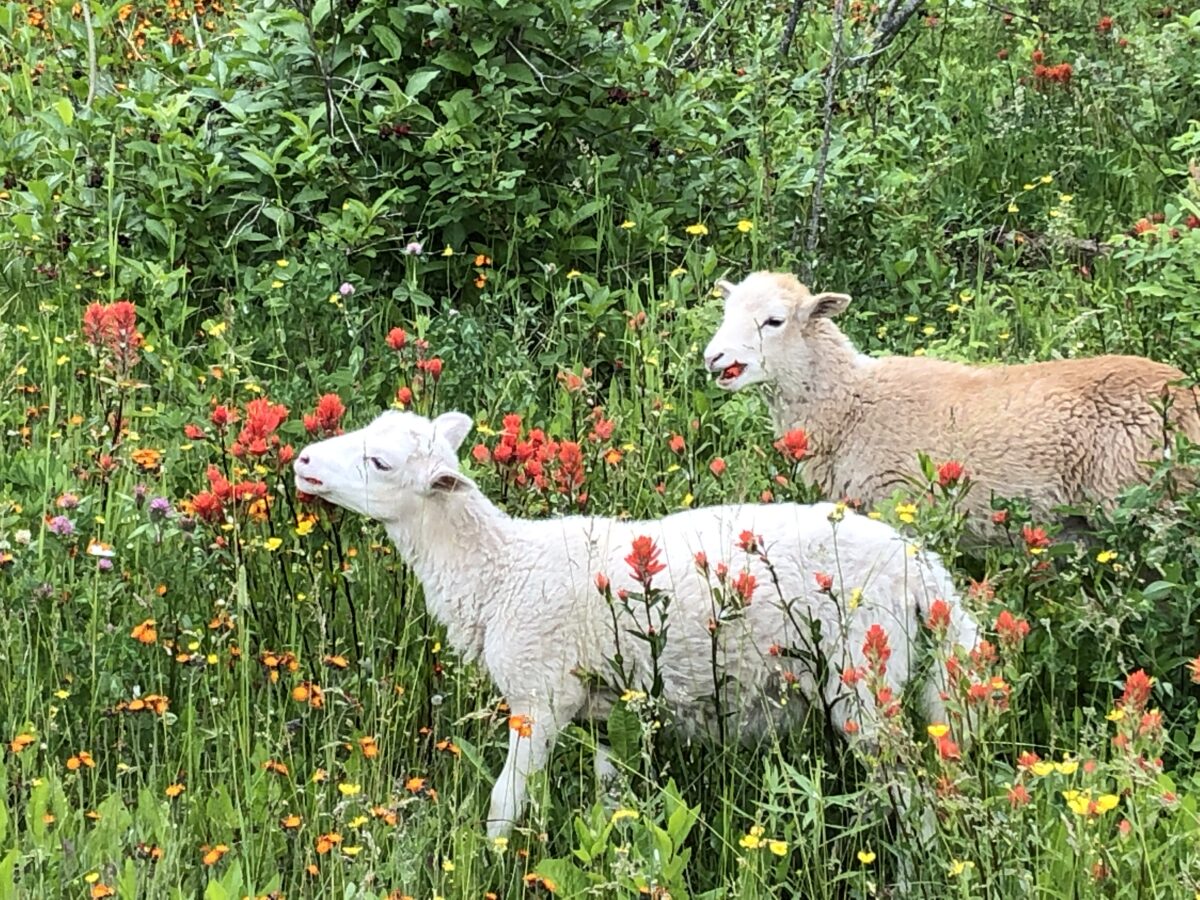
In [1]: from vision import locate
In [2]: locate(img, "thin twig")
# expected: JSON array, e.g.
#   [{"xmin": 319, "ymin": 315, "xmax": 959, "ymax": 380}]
[
  {"xmin": 505, "ymin": 38, "xmax": 549, "ymax": 91},
  {"xmin": 845, "ymin": 0, "xmax": 923, "ymax": 66},
  {"xmin": 81, "ymin": 0, "xmax": 98, "ymax": 108},
  {"xmin": 981, "ymin": 0, "xmax": 1041, "ymax": 27},
  {"xmin": 671, "ymin": 0, "xmax": 737, "ymax": 69},
  {"xmin": 299, "ymin": 5, "xmax": 363, "ymax": 157},
  {"xmin": 801, "ymin": 0, "xmax": 847, "ymax": 280},
  {"xmin": 778, "ymin": 0, "xmax": 806, "ymax": 58}
]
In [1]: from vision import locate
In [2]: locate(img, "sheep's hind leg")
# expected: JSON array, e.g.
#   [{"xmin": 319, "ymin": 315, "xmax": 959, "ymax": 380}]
[
  {"xmin": 826, "ymin": 674, "xmax": 936, "ymax": 891},
  {"xmin": 486, "ymin": 703, "xmax": 559, "ymax": 839},
  {"xmin": 593, "ymin": 741, "xmax": 625, "ymax": 812},
  {"xmin": 594, "ymin": 741, "xmax": 619, "ymax": 789}
]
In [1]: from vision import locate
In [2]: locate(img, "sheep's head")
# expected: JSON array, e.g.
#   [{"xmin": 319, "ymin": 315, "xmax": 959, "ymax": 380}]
[
  {"xmin": 294, "ymin": 410, "xmax": 474, "ymax": 522},
  {"xmin": 703, "ymin": 272, "xmax": 851, "ymax": 390}
]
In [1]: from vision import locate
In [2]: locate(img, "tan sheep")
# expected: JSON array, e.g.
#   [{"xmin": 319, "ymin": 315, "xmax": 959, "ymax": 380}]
[{"xmin": 702, "ymin": 271, "xmax": 1200, "ymax": 539}]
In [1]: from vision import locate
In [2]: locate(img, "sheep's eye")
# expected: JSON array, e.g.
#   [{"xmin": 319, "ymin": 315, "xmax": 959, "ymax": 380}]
[
  {"xmin": 368, "ymin": 456, "xmax": 392, "ymax": 472},
  {"xmin": 762, "ymin": 317, "xmax": 786, "ymax": 329}
]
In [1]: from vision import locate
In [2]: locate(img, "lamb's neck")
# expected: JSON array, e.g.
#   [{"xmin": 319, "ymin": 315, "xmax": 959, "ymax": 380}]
[
  {"xmin": 383, "ymin": 489, "xmax": 509, "ymax": 650},
  {"xmin": 767, "ymin": 320, "xmax": 870, "ymax": 443}
]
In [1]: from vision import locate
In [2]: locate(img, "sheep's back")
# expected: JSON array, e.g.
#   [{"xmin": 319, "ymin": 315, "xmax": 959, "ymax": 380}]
[{"xmin": 834, "ymin": 353, "xmax": 1198, "ymax": 518}]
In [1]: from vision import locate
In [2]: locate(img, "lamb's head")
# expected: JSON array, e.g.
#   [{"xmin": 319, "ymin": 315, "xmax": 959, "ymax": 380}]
[
  {"xmin": 702, "ymin": 272, "xmax": 852, "ymax": 390},
  {"xmin": 294, "ymin": 410, "xmax": 474, "ymax": 522}
]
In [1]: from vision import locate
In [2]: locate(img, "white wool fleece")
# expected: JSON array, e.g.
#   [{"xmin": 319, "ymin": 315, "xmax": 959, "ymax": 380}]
[{"xmin": 295, "ymin": 409, "xmax": 978, "ymax": 837}]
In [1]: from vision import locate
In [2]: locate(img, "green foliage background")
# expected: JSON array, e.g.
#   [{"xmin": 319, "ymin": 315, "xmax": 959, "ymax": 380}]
[{"xmin": 2, "ymin": 0, "xmax": 1200, "ymax": 897}]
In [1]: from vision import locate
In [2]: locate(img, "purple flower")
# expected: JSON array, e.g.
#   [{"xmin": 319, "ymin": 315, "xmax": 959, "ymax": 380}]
[
  {"xmin": 149, "ymin": 497, "xmax": 172, "ymax": 521},
  {"xmin": 339, "ymin": 282, "xmax": 355, "ymax": 297},
  {"xmin": 98, "ymin": 558, "xmax": 113, "ymax": 572},
  {"xmin": 48, "ymin": 515, "xmax": 75, "ymax": 537},
  {"xmin": 404, "ymin": 241, "xmax": 424, "ymax": 256}
]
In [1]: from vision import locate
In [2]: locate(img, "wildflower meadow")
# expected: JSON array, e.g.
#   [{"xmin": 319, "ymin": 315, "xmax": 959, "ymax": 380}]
[{"xmin": 3, "ymin": 0, "xmax": 1200, "ymax": 897}]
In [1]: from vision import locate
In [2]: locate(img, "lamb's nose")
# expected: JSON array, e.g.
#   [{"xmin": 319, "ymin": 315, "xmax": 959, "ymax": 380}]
[
  {"xmin": 298, "ymin": 454, "xmax": 310, "ymax": 465},
  {"xmin": 705, "ymin": 352, "xmax": 725, "ymax": 371}
]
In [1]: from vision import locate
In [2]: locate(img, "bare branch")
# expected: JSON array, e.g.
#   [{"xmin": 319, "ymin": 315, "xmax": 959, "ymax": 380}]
[
  {"xmin": 778, "ymin": 0, "xmax": 806, "ymax": 58},
  {"xmin": 800, "ymin": 0, "xmax": 847, "ymax": 280},
  {"xmin": 845, "ymin": 0, "xmax": 923, "ymax": 66}
]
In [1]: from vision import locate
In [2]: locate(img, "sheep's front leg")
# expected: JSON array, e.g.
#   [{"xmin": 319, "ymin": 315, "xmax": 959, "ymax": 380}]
[{"xmin": 487, "ymin": 704, "xmax": 558, "ymax": 839}]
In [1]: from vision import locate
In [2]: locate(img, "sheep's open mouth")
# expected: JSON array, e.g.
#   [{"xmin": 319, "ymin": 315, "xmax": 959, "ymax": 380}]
[
  {"xmin": 299, "ymin": 475, "xmax": 324, "ymax": 487},
  {"xmin": 718, "ymin": 362, "xmax": 746, "ymax": 383}
]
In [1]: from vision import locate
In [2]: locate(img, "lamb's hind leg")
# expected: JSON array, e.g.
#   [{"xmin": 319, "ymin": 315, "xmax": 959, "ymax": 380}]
[
  {"xmin": 487, "ymin": 701, "xmax": 561, "ymax": 839},
  {"xmin": 825, "ymin": 671, "xmax": 936, "ymax": 890}
]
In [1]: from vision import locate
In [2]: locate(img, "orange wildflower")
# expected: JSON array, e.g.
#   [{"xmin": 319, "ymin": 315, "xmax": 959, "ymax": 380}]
[
  {"xmin": 291, "ymin": 681, "xmax": 324, "ymax": 708},
  {"xmin": 131, "ymin": 448, "xmax": 162, "ymax": 471},
  {"xmin": 315, "ymin": 832, "xmax": 343, "ymax": 854},
  {"xmin": 372, "ymin": 805, "xmax": 399, "ymax": 826},
  {"xmin": 66, "ymin": 750, "xmax": 95, "ymax": 770},
  {"xmin": 201, "ymin": 843, "xmax": 229, "ymax": 866}
]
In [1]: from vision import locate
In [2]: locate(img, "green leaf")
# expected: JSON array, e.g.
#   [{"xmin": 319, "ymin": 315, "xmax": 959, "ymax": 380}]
[
  {"xmin": 53, "ymin": 97, "xmax": 74, "ymax": 127},
  {"xmin": 606, "ymin": 702, "xmax": 641, "ymax": 769},
  {"xmin": 534, "ymin": 858, "xmax": 593, "ymax": 897},
  {"xmin": 371, "ymin": 24, "xmax": 403, "ymax": 58},
  {"xmin": 433, "ymin": 50, "xmax": 473, "ymax": 76},
  {"xmin": 470, "ymin": 34, "xmax": 496, "ymax": 57},
  {"xmin": 0, "ymin": 850, "xmax": 16, "ymax": 900},
  {"xmin": 405, "ymin": 68, "xmax": 441, "ymax": 99}
]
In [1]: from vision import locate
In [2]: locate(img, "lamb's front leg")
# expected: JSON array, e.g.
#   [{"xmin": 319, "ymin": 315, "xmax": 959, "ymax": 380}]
[{"xmin": 487, "ymin": 703, "xmax": 560, "ymax": 839}]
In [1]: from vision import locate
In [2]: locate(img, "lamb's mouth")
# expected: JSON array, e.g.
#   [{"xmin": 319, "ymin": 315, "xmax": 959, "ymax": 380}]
[{"xmin": 717, "ymin": 362, "xmax": 746, "ymax": 384}]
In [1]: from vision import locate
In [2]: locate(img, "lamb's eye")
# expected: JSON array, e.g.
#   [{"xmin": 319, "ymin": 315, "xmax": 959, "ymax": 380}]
[
  {"xmin": 368, "ymin": 456, "xmax": 392, "ymax": 472},
  {"xmin": 762, "ymin": 317, "xmax": 786, "ymax": 329}
]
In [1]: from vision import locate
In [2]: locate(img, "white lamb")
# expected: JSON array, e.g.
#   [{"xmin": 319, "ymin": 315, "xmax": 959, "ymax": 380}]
[
  {"xmin": 294, "ymin": 409, "xmax": 978, "ymax": 837},
  {"xmin": 703, "ymin": 271, "xmax": 1200, "ymax": 540}
]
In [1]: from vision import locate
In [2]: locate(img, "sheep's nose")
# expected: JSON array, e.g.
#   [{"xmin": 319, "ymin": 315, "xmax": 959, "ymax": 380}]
[
  {"xmin": 298, "ymin": 454, "xmax": 310, "ymax": 466},
  {"xmin": 704, "ymin": 351, "xmax": 726, "ymax": 371}
]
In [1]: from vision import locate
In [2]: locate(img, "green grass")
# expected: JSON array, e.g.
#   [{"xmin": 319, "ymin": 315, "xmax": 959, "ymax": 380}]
[{"xmin": 3, "ymin": 0, "xmax": 1200, "ymax": 897}]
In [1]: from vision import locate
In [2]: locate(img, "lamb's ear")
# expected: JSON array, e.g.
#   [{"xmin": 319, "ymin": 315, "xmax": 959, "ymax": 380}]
[
  {"xmin": 804, "ymin": 291, "xmax": 852, "ymax": 320},
  {"xmin": 432, "ymin": 411, "xmax": 473, "ymax": 452},
  {"xmin": 714, "ymin": 278, "xmax": 737, "ymax": 299},
  {"xmin": 428, "ymin": 468, "xmax": 475, "ymax": 494}
]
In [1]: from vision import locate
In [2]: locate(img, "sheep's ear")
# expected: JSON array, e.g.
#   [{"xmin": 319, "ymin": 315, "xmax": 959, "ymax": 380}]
[
  {"xmin": 428, "ymin": 469, "xmax": 474, "ymax": 494},
  {"xmin": 433, "ymin": 411, "xmax": 473, "ymax": 452},
  {"xmin": 714, "ymin": 278, "xmax": 736, "ymax": 298},
  {"xmin": 805, "ymin": 291, "xmax": 852, "ymax": 320}
]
